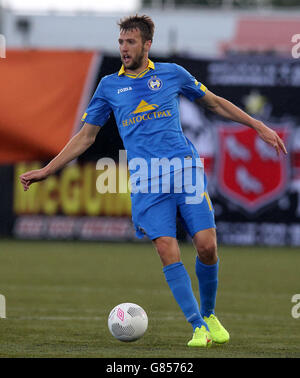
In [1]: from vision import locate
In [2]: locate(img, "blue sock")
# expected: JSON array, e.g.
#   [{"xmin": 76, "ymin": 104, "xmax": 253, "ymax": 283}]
[
  {"xmin": 163, "ymin": 262, "xmax": 208, "ymax": 331},
  {"xmin": 195, "ymin": 257, "xmax": 219, "ymax": 318}
]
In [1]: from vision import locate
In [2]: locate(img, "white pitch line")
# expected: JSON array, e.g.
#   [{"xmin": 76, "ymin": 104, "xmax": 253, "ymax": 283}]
[
  {"xmin": 13, "ymin": 315, "xmax": 178, "ymax": 321},
  {"xmin": 16, "ymin": 316, "xmax": 105, "ymax": 321}
]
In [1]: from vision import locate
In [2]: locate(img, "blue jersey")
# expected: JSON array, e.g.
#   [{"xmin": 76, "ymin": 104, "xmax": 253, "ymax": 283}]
[{"xmin": 82, "ymin": 60, "xmax": 207, "ymax": 173}]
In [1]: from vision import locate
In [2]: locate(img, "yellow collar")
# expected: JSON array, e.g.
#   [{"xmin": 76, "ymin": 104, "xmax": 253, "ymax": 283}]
[{"xmin": 118, "ymin": 59, "xmax": 155, "ymax": 78}]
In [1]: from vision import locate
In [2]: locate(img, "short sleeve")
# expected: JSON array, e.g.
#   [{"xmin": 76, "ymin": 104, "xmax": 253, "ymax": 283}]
[
  {"xmin": 175, "ymin": 64, "xmax": 207, "ymax": 102},
  {"xmin": 81, "ymin": 79, "xmax": 112, "ymax": 126}
]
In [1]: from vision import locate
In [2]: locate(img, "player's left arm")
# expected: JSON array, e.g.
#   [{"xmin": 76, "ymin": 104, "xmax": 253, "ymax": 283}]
[{"xmin": 196, "ymin": 90, "xmax": 287, "ymax": 156}]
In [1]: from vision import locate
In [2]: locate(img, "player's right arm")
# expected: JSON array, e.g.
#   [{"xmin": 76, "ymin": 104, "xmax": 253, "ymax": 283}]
[{"xmin": 19, "ymin": 122, "xmax": 100, "ymax": 191}]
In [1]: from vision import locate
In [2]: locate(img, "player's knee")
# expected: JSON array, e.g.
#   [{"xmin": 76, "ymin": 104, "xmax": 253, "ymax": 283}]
[
  {"xmin": 196, "ymin": 240, "xmax": 218, "ymax": 265},
  {"xmin": 153, "ymin": 237, "xmax": 180, "ymax": 266},
  {"xmin": 154, "ymin": 236, "xmax": 174, "ymax": 253}
]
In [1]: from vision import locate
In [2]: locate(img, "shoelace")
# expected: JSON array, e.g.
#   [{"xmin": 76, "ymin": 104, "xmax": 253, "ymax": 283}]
[{"xmin": 207, "ymin": 315, "xmax": 222, "ymax": 332}]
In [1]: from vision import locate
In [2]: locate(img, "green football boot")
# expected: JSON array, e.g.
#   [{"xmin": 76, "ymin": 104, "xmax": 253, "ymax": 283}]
[
  {"xmin": 187, "ymin": 325, "xmax": 212, "ymax": 348},
  {"xmin": 204, "ymin": 314, "xmax": 230, "ymax": 344}
]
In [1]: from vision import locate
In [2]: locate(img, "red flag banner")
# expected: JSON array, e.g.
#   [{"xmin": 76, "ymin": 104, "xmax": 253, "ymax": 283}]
[{"xmin": 0, "ymin": 49, "xmax": 97, "ymax": 163}]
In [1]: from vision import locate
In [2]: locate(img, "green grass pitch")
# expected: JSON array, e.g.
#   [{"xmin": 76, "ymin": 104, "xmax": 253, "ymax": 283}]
[{"xmin": 0, "ymin": 239, "xmax": 299, "ymax": 358}]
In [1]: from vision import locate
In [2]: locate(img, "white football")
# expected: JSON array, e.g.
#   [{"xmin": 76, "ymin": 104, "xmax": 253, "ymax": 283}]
[{"xmin": 108, "ymin": 303, "xmax": 148, "ymax": 342}]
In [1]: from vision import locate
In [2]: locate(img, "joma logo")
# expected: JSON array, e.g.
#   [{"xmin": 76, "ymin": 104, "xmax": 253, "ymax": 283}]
[{"xmin": 117, "ymin": 86, "xmax": 133, "ymax": 94}]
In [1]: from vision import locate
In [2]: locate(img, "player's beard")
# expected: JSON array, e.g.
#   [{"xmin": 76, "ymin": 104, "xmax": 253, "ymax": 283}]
[{"xmin": 123, "ymin": 46, "xmax": 145, "ymax": 71}]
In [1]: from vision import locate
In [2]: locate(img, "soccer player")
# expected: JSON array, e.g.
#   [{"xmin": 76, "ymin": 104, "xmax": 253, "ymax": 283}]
[{"xmin": 20, "ymin": 15, "xmax": 287, "ymax": 348}]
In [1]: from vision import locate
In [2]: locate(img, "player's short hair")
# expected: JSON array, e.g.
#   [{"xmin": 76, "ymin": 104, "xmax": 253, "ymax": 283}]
[{"xmin": 118, "ymin": 14, "xmax": 155, "ymax": 43}]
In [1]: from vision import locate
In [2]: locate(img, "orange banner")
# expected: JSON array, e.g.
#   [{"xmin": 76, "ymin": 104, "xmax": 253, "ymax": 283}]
[{"xmin": 0, "ymin": 49, "xmax": 97, "ymax": 163}]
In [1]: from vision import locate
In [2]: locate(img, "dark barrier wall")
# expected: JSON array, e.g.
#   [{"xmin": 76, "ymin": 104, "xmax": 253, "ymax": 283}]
[
  {"xmin": 1, "ymin": 53, "xmax": 300, "ymax": 245},
  {"xmin": 78, "ymin": 55, "xmax": 300, "ymax": 245}
]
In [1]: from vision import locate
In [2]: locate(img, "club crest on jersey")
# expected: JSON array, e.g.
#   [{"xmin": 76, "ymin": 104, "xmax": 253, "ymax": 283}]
[{"xmin": 148, "ymin": 76, "xmax": 163, "ymax": 91}]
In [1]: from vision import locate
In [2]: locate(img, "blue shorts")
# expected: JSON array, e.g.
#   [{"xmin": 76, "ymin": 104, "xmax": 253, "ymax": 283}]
[{"xmin": 131, "ymin": 170, "xmax": 216, "ymax": 240}]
